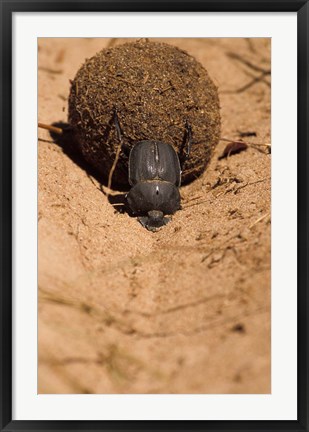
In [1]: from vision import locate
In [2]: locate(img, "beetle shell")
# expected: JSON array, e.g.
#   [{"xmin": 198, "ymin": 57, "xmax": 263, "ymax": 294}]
[
  {"xmin": 126, "ymin": 181, "xmax": 181, "ymax": 216},
  {"xmin": 128, "ymin": 141, "xmax": 181, "ymax": 187}
]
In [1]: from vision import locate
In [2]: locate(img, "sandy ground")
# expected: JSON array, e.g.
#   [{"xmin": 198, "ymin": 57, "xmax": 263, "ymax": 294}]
[{"xmin": 38, "ymin": 38, "xmax": 271, "ymax": 394}]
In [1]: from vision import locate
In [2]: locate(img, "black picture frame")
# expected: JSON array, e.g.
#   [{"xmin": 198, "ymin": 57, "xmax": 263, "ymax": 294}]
[{"xmin": 1, "ymin": 1, "xmax": 308, "ymax": 431}]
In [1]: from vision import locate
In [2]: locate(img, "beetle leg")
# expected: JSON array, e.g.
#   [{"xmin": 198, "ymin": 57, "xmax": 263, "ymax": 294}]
[
  {"xmin": 107, "ymin": 108, "xmax": 125, "ymax": 191},
  {"xmin": 184, "ymin": 120, "xmax": 192, "ymax": 160},
  {"xmin": 179, "ymin": 120, "xmax": 192, "ymax": 169},
  {"xmin": 138, "ymin": 216, "xmax": 149, "ymax": 229},
  {"xmin": 121, "ymin": 142, "xmax": 131, "ymax": 157},
  {"xmin": 113, "ymin": 107, "xmax": 131, "ymax": 156},
  {"xmin": 113, "ymin": 107, "xmax": 123, "ymax": 143}
]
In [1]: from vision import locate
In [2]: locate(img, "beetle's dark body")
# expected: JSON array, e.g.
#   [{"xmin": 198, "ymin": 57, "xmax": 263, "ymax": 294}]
[
  {"xmin": 126, "ymin": 141, "xmax": 182, "ymax": 231},
  {"xmin": 128, "ymin": 141, "xmax": 181, "ymax": 186},
  {"xmin": 112, "ymin": 109, "xmax": 191, "ymax": 231},
  {"xmin": 127, "ymin": 180, "xmax": 181, "ymax": 215}
]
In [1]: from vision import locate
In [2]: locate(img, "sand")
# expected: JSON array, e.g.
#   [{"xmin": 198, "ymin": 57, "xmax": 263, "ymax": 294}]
[{"xmin": 38, "ymin": 37, "xmax": 271, "ymax": 394}]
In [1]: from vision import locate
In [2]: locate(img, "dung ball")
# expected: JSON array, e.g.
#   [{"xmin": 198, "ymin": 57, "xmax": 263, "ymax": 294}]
[{"xmin": 68, "ymin": 40, "xmax": 221, "ymax": 188}]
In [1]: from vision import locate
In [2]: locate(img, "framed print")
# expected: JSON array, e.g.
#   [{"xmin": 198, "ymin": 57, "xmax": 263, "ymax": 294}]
[{"xmin": 1, "ymin": 1, "xmax": 308, "ymax": 431}]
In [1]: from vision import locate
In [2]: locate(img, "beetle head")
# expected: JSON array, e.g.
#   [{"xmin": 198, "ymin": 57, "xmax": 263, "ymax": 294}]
[{"xmin": 138, "ymin": 210, "xmax": 171, "ymax": 232}]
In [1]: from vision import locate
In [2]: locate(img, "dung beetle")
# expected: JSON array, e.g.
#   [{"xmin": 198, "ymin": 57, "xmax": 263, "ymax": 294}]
[{"xmin": 113, "ymin": 109, "xmax": 192, "ymax": 232}]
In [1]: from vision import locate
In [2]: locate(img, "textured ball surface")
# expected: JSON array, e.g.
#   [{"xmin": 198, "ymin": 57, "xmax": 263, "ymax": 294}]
[{"xmin": 68, "ymin": 40, "xmax": 221, "ymax": 187}]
